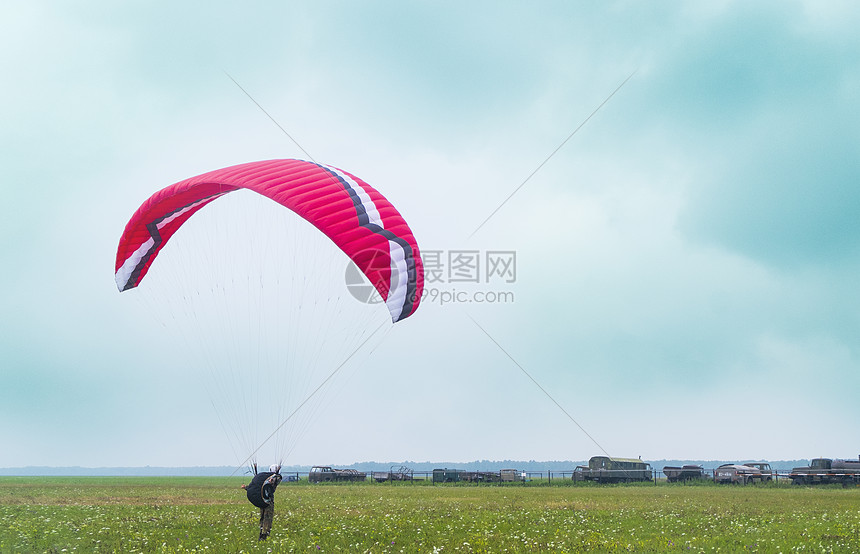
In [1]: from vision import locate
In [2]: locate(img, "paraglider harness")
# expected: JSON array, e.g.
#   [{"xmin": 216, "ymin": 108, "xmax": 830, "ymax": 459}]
[{"xmin": 242, "ymin": 463, "xmax": 282, "ymax": 540}]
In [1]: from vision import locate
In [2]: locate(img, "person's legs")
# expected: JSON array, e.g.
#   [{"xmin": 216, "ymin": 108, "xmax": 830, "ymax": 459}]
[{"xmin": 259, "ymin": 503, "xmax": 274, "ymax": 540}]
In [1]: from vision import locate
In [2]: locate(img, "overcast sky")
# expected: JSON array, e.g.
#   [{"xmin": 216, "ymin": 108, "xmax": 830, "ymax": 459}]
[{"xmin": 2, "ymin": 1, "xmax": 859, "ymax": 468}]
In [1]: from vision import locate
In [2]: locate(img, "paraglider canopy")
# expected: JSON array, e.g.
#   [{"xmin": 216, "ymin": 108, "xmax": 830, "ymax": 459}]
[{"xmin": 115, "ymin": 159, "xmax": 423, "ymax": 322}]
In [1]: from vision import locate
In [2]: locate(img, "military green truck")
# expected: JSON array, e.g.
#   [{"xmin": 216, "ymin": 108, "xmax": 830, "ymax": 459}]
[
  {"xmin": 432, "ymin": 468, "xmax": 464, "ymax": 483},
  {"xmin": 789, "ymin": 457, "xmax": 860, "ymax": 486},
  {"xmin": 500, "ymin": 469, "xmax": 527, "ymax": 482},
  {"xmin": 662, "ymin": 464, "xmax": 706, "ymax": 482}
]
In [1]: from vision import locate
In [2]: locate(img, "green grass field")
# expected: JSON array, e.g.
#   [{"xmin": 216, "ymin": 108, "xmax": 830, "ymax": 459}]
[{"xmin": 1, "ymin": 478, "xmax": 857, "ymax": 552}]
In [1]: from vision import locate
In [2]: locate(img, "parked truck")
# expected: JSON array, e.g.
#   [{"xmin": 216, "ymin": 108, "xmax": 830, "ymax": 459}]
[
  {"xmin": 432, "ymin": 468, "xmax": 464, "ymax": 483},
  {"xmin": 460, "ymin": 471, "xmax": 501, "ymax": 483},
  {"xmin": 500, "ymin": 469, "xmax": 527, "ymax": 483},
  {"xmin": 662, "ymin": 464, "xmax": 705, "ymax": 482},
  {"xmin": 789, "ymin": 457, "xmax": 860, "ymax": 486},
  {"xmin": 308, "ymin": 466, "xmax": 367, "ymax": 483},
  {"xmin": 742, "ymin": 462, "xmax": 773, "ymax": 482},
  {"xmin": 714, "ymin": 464, "xmax": 762, "ymax": 485},
  {"xmin": 372, "ymin": 466, "xmax": 416, "ymax": 482}
]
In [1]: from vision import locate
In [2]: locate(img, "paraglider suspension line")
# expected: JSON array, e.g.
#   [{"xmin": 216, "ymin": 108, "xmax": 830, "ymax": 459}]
[
  {"xmin": 232, "ymin": 318, "xmax": 390, "ymax": 475},
  {"xmin": 468, "ymin": 313, "xmax": 636, "ymax": 480}
]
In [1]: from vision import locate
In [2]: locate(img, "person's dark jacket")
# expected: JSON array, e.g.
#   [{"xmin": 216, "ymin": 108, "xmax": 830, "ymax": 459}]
[{"xmin": 245, "ymin": 471, "xmax": 281, "ymax": 509}]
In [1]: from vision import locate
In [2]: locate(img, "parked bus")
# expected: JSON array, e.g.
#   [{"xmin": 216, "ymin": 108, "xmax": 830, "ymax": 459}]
[{"xmin": 574, "ymin": 456, "xmax": 653, "ymax": 483}]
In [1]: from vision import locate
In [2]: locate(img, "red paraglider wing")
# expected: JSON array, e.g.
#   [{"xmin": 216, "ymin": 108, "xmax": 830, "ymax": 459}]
[{"xmin": 115, "ymin": 159, "xmax": 423, "ymax": 322}]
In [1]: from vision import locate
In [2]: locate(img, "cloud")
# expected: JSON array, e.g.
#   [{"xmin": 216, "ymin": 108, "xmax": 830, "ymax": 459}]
[{"xmin": 620, "ymin": 2, "xmax": 860, "ymax": 267}]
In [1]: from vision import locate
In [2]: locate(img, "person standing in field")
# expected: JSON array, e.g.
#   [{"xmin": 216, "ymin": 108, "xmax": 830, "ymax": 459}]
[{"xmin": 242, "ymin": 464, "xmax": 283, "ymax": 541}]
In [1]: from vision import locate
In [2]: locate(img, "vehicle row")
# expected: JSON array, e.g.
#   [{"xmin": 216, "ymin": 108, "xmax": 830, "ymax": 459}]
[
  {"xmin": 708, "ymin": 458, "xmax": 860, "ymax": 486},
  {"xmin": 564, "ymin": 456, "xmax": 860, "ymax": 486},
  {"xmin": 303, "ymin": 455, "xmax": 860, "ymax": 486}
]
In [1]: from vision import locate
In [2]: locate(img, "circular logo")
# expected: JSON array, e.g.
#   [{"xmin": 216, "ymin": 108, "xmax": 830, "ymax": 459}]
[{"xmin": 345, "ymin": 248, "xmax": 396, "ymax": 305}]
